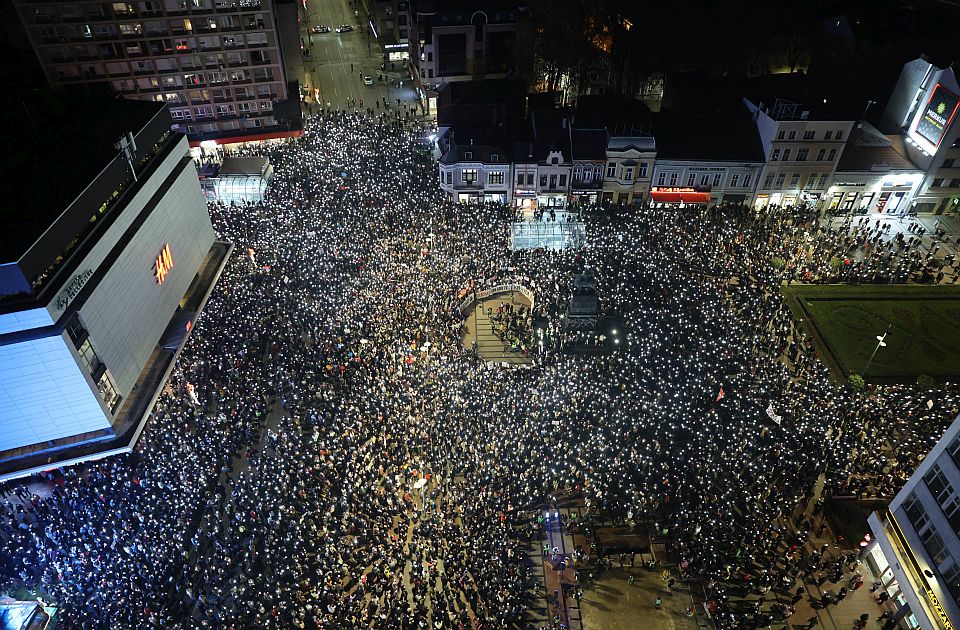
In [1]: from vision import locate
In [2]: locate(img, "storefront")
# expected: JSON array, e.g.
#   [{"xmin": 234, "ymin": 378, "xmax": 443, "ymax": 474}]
[
  {"xmin": 571, "ymin": 190, "xmax": 600, "ymax": 205},
  {"xmin": 514, "ymin": 190, "xmax": 537, "ymax": 210},
  {"xmin": 827, "ymin": 176, "xmax": 920, "ymax": 215},
  {"xmin": 862, "ymin": 540, "xmax": 922, "ymax": 629},
  {"xmin": 649, "ymin": 186, "xmax": 711, "ymax": 207},
  {"xmin": 457, "ymin": 192, "xmax": 480, "ymax": 204},
  {"xmin": 720, "ymin": 193, "xmax": 747, "ymax": 205},
  {"xmin": 383, "ymin": 42, "xmax": 409, "ymax": 64},
  {"xmin": 537, "ymin": 193, "xmax": 567, "ymax": 209},
  {"xmin": 481, "ymin": 192, "xmax": 507, "ymax": 204}
]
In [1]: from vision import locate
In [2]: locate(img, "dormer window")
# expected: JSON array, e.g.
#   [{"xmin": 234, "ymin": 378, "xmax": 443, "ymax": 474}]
[
  {"xmin": 551, "ymin": 156, "xmax": 559, "ymax": 165},
  {"xmin": 491, "ymin": 153, "xmax": 498, "ymax": 161},
  {"xmin": 464, "ymin": 151, "xmax": 473, "ymax": 160}
]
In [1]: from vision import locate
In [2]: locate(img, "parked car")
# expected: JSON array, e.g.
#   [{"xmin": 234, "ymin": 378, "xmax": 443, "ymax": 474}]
[
  {"xmin": 336, "ymin": 24, "xmax": 353, "ymax": 33},
  {"xmin": 312, "ymin": 25, "xmax": 330, "ymax": 33},
  {"xmin": 363, "ymin": 76, "xmax": 374, "ymax": 86}
]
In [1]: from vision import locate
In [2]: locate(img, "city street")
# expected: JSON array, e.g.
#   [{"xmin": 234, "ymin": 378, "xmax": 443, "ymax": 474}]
[{"xmin": 300, "ymin": 0, "xmax": 422, "ymax": 114}]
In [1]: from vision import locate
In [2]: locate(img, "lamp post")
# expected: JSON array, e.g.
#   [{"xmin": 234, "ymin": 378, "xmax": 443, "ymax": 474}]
[{"xmin": 861, "ymin": 324, "xmax": 891, "ymax": 377}]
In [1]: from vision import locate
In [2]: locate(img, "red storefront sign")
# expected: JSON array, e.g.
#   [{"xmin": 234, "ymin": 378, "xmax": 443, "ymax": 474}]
[{"xmin": 650, "ymin": 187, "xmax": 711, "ymax": 204}]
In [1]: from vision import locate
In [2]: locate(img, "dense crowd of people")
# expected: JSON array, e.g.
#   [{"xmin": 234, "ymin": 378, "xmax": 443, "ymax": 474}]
[
  {"xmin": 1, "ymin": 108, "xmax": 959, "ymax": 629},
  {"xmin": 488, "ymin": 302, "xmax": 532, "ymax": 353}
]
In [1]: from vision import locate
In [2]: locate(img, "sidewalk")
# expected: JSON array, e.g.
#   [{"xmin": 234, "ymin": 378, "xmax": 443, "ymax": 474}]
[{"xmin": 782, "ymin": 507, "xmax": 893, "ymax": 630}]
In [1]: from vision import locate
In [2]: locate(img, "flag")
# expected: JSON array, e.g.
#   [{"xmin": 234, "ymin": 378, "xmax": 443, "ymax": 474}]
[
  {"xmin": 765, "ymin": 402, "xmax": 783, "ymax": 425},
  {"xmin": 716, "ymin": 387, "xmax": 725, "ymax": 401}
]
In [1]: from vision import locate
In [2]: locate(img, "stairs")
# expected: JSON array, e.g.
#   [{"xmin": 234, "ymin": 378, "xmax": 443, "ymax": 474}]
[{"xmin": 463, "ymin": 298, "xmax": 533, "ymax": 366}]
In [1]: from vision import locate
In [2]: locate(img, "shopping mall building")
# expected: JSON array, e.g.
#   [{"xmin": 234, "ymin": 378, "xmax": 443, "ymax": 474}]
[
  {"xmin": 0, "ymin": 96, "xmax": 230, "ymax": 481},
  {"xmin": 868, "ymin": 414, "xmax": 960, "ymax": 630}
]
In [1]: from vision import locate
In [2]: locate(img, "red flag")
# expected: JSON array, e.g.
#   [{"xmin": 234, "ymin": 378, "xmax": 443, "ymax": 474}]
[{"xmin": 716, "ymin": 387, "xmax": 725, "ymax": 401}]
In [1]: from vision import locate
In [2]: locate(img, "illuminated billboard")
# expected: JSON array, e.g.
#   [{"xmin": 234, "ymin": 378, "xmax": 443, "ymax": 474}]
[{"xmin": 914, "ymin": 83, "xmax": 960, "ymax": 148}]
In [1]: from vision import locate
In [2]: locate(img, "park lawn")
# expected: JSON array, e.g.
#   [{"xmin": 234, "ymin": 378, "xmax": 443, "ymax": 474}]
[{"xmin": 781, "ymin": 284, "xmax": 960, "ymax": 383}]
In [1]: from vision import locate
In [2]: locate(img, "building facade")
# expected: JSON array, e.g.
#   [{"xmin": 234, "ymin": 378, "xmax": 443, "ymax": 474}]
[
  {"xmin": 0, "ymin": 102, "xmax": 229, "ymax": 480},
  {"xmin": 868, "ymin": 414, "xmax": 960, "ymax": 630},
  {"xmin": 603, "ymin": 135, "xmax": 656, "ymax": 206},
  {"xmin": 14, "ymin": 0, "xmax": 302, "ymax": 142},
  {"xmin": 744, "ymin": 97, "xmax": 855, "ymax": 209},
  {"xmin": 650, "ymin": 160, "xmax": 762, "ymax": 207},
  {"xmin": 407, "ymin": 0, "xmax": 522, "ymax": 99},
  {"xmin": 880, "ymin": 57, "xmax": 960, "ymax": 215},
  {"xmin": 438, "ymin": 137, "xmax": 511, "ymax": 204},
  {"xmin": 825, "ymin": 124, "xmax": 923, "ymax": 215},
  {"xmin": 569, "ymin": 129, "xmax": 606, "ymax": 206}
]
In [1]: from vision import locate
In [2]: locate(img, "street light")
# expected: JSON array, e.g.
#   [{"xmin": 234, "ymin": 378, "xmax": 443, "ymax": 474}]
[{"xmin": 861, "ymin": 324, "xmax": 891, "ymax": 377}]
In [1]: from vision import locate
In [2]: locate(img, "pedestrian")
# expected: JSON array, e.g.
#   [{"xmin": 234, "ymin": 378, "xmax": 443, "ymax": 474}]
[
  {"xmin": 654, "ymin": 596, "xmax": 663, "ymax": 609},
  {"xmin": 792, "ymin": 586, "xmax": 805, "ymax": 605}
]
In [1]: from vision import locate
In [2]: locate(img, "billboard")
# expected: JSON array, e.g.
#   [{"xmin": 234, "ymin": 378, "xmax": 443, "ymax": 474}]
[{"xmin": 914, "ymin": 83, "xmax": 960, "ymax": 148}]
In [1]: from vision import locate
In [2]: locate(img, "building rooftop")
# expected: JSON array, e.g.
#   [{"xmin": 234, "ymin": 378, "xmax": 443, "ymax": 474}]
[
  {"xmin": 744, "ymin": 71, "xmax": 880, "ymax": 121},
  {"xmin": 574, "ymin": 95, "xmax": 652, "ymax": 135},
  {"xmin": 570, "ymin": 129, "xmax": 607, "ymax": 161},
  {"xmin": 436, "ymin": 79, "xmax": 528, "ymax": 133},
  {"xmin": 651, "ymin": 112, "xmax": 765, "ymax": 162},
  {"xmin": 411, "ymin": 0, "xmax": 524, "ymax": 15},
  {"xmin": 0, "ymin": 92, "xmax": 166, "ymax": 264},
  {"xmin": 219, "ymin": 156, "xmax": 271, "ymax": 177},
  {"xmin": 836, "ymin": 125, "xmax": 920, "ymax": 173}
]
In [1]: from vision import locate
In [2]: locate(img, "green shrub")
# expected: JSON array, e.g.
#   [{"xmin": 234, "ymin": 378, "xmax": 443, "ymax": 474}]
[
  {"xmin": 917, "ymin": 374, "xmax": 935, "ymax": 390},
  {"xmin": 848, "ymin": 374, "xmax": 865, "ymax": 389},
  {"xmin": 829, "ymin": 257, "xmax": 843, "ymax": 269},
  {"xmin": 770, "ymin": 256, "xmax": 786, "ymax": 269}
]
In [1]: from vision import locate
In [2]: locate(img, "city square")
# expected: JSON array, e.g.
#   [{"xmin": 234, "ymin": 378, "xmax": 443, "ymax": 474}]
[
  {"xmin": 0, "ymin": 108, "xmax": 958, "ymax": 628},
  {"xmin": 2, "ymin": 1, "xmax": 960, "ymax": 630}
]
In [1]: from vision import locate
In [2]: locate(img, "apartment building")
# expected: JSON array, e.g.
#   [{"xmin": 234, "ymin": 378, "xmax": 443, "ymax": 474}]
[
  {"xmin": 407, "ymin": 0, "xmax": 523, "ymax": 99},
  {"xmin": 744, "ymin": 93, "xmax": 855, "ymax": 210},
  {"xmin": 14, "ymin": 0, "xmax": 302, "ymax": 142},
  {"xmin": 603, "ymin": 134, "xmax": 656, "ymax": 206},
  {"xmin": 868, "ymin": 414, "xmax": 960, "ymax": 630}
]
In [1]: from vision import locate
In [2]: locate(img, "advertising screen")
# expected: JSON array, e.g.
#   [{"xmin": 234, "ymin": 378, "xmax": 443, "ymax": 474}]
[{"xmin": 915, "ymin": 83, "xmax": 960, "ymax": 148}]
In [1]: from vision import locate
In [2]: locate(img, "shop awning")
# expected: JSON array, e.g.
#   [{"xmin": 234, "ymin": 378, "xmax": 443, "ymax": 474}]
[{"xmin": 651, "ymin": 188, "xmax": 711, "ymax": 204}]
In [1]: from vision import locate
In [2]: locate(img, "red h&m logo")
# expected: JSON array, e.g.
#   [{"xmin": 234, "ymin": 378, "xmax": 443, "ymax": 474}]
[{"xmin": 154, "ymin": 243, "xmax": 173, "ymax": 284}]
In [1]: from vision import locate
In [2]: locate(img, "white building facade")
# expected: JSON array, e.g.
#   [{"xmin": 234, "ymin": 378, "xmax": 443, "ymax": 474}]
[
  {"xmin": 0, "ymin": 106, "xmax": 229, "ymax": 480},
  {"xmin": 868, "ymin": 414, "xmax": 960, "ymax": 630},
  {"xmin": 744, "ymin": 97, "xmax": 855, "ymax": 209},
  {"xmin": 880, "ymin": 58, "xmax": 960, "ymax": 215},
  {"xmin": 650, "ymin": 160, "xmax": 762, "ymax": 207}
]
